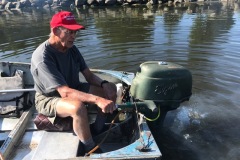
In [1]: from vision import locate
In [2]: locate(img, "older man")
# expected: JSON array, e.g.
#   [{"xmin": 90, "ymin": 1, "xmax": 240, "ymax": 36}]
[{"xmin": 30, "ymin": 11, "xmax": 117, "ymax": 153}]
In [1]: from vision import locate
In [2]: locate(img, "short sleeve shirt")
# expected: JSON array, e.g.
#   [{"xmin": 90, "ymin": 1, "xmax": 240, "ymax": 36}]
[{"xmin": 30, "ymin": 40, "xmax": 88, "ymax": 95}]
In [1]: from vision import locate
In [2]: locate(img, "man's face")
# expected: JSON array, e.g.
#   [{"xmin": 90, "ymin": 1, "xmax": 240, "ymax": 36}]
[{"xmin": 57, "ymin": 27, "xmax": 79, "ymax": 49}]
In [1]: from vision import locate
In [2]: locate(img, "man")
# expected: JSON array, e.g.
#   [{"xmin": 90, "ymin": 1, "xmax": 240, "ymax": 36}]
[{"xmin": 30, "ymin": 11, "xmax": 117, "ymax": 154}]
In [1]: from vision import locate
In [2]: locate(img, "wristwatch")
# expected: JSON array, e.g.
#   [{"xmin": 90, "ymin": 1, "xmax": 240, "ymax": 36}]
[{"xmin": 101, "ymin": 80, "xmax": 109, "ymax": 87}]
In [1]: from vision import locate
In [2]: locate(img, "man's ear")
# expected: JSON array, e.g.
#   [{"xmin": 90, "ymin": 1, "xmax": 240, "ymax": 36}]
[{"xmin": 52, "ymin": 27, "xmax": 59, "ymax": 35}]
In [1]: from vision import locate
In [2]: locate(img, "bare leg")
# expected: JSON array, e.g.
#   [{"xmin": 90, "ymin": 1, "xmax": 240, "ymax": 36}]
[{"xmin": 55, "ymin": 99, "xmax": 93, "ymax": 145}]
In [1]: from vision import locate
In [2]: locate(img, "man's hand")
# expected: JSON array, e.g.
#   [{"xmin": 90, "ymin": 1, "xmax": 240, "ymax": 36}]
[
  {"xmin": 102, "ymin": 82, "xmax": 117, "ymax": 103},
  {"xmin": 97, "ymin": 82, "xmax": 117, "ymax": 114},
  {"xmin": 96, "ymin": 97, "xmax": 116, "ymax": 114}
]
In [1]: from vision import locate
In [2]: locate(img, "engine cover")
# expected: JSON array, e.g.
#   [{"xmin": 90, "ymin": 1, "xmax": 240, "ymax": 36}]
[{"xmin": 130, "ymin": 61, "xmax": 192, "ymax": 109}]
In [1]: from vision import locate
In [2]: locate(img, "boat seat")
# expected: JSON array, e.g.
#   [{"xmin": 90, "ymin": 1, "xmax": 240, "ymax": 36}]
[{"xmin": 31, "ymin": 131, "xmax": 81, "ymax": 160}]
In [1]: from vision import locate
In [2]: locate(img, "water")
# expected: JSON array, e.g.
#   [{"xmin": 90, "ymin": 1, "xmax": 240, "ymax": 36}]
[{"xmin": 1, "ymin": 2, "xmax": 240, "ymax": 160}]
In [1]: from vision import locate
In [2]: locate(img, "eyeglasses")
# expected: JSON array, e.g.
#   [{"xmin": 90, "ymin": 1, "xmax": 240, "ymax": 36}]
[{"xmin": 58, "ymin": 27, "xmax": 78, "ymax": 35}]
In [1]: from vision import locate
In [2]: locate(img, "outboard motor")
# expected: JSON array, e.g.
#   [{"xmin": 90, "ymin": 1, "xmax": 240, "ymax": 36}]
[{"xmin": 129, "ymin": 61, "xmax": 192, "ymax": 126}]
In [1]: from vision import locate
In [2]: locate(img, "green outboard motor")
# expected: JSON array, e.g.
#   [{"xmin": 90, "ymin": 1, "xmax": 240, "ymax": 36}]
[{"xmin": 129, "ymin": 61, "xmax": 192, "ymax": 125}]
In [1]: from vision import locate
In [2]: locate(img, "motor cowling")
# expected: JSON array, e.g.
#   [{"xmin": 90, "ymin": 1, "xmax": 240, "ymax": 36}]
[{"xmin": 130, "ymin": 61, "xmax": 192, "ymax": 111}]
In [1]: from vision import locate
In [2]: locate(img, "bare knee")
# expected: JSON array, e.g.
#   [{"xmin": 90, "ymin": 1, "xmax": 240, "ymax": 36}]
[
  {"xmin": 70, "ymin": 101, "xmax": 87, "ymax": 117},
  {"xmin": 56, "ymin": 99, "xmax": 87, "ymax": 118}
]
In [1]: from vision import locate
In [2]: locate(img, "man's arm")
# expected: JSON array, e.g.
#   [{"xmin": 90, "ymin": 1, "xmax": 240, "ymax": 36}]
[
  {"xmin": 56, "ymin": 85, "xmax": 115, "ymax": 113},
  {"xmin": 81, "ymin": 68, "xmax": 104, "ymax": 88},
  {"xmin": 82, "ymin": 68, "xmax": 117, "ymax": 102}
]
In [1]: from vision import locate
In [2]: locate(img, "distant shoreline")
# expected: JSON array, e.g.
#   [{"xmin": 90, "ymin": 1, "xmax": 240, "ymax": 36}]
[{"xmin": 0, "ymin": 0, "xmax": 229, "ymax": 12}]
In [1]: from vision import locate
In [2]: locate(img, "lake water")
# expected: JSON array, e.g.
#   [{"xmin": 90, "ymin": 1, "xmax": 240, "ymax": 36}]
[{"xmin": 0, "ymin": 2, "xmax": 240, "ymax": 160}]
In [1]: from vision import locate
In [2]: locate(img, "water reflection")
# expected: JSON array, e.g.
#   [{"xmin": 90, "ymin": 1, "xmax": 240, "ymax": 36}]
[{"xmin": 0, "ymin": 2, "xmax": 240, "ymax": 160}]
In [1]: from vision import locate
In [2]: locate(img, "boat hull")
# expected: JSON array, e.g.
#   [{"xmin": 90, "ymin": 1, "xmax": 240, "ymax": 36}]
[{"xmin": 0, "ymin": 62, "xmax": 162, "ymax": 160}]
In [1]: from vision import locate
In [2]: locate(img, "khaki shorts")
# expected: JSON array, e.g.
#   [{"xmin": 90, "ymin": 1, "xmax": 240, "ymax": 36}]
[{"xmin": 35, "ymin": 83, "xmax": 90, "ymax": 117}]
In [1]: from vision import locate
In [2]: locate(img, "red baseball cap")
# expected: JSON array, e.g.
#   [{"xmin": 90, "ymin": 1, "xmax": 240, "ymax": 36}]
[{"xmin": 50, "ymin": 11, "xmax": 85, "ymax": 30}]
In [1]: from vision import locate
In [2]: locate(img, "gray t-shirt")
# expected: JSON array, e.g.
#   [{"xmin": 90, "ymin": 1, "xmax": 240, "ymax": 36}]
[{"xmin": 31, "ymin": 40, "xmax": 88, "ymax": 95}]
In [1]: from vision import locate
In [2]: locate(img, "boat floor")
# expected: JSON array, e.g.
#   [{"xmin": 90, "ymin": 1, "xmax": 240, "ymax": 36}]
[
  {"xmin": 1, "ymin": 114, "xmax": 161, "ymax": 160},
  {"xmin": 8, "ymin": 131, "xmax": 130, "ymax": 160},
  {"xmin": 0, "ymin": 112, "xmax": 135, "ymax": 160}
]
